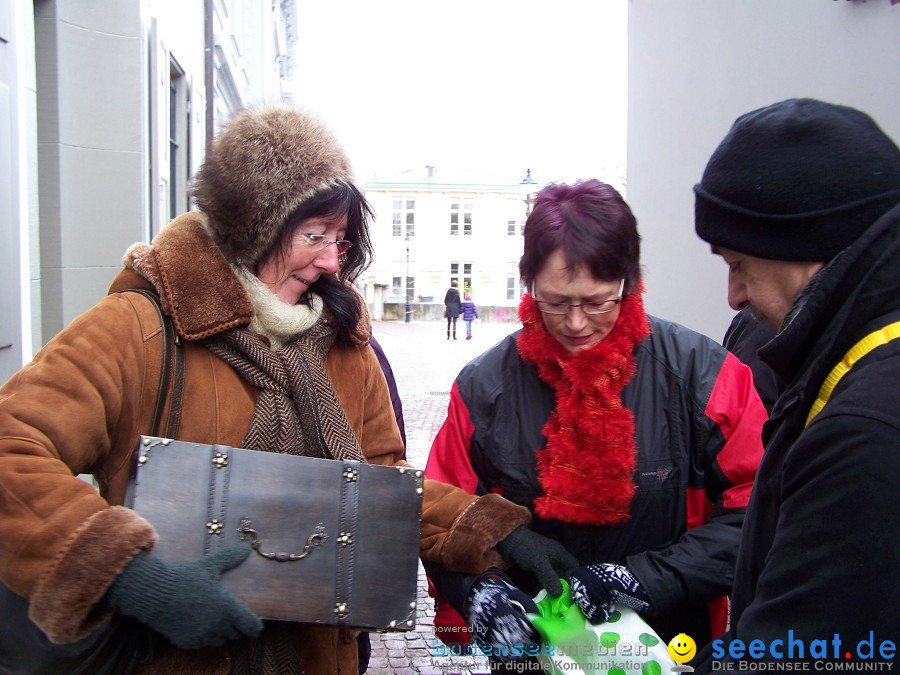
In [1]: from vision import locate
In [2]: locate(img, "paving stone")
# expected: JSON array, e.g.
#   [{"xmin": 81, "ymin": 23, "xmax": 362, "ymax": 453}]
[{"xmin": 365, "ymin": 320, "xmax": 517, "ymax": 673}]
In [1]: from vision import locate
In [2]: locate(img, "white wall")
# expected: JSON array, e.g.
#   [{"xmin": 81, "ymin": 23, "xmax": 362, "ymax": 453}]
[
  {"xmin": 627, "ymin": 0, "xmax": 900, "ymax": 340},
  {"xmin": 34, "ymin": 0, "xmax": 147, "ymax": 340}
]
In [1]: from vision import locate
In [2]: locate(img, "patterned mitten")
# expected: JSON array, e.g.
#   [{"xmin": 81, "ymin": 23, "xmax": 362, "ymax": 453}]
[
  {"xmin": 568, "ymin": 563, "xmax": 653, "ymax": 625},
  {"xmin": 465, "ymin": 572, "xmax": 540, "ymax": 661}
]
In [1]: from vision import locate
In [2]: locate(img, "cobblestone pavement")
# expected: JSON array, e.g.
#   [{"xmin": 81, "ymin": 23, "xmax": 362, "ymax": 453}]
[{"xmin": 364, "ymin": 319, "xmax": 521, "ymax": 675}]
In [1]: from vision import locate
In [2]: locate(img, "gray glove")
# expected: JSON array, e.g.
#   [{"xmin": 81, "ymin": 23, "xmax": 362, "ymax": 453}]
[
  {"xmin": 495, "ymin": 526, "xmax": 579, "ymax": 596},
  {"xmin": 105, "ymin": 543, "xmax": 263, "ymax": 649}
]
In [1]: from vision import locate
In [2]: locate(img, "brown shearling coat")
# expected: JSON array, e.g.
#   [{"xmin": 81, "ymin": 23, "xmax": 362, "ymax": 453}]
[{"xmin": 0, "ymin": 213, "xmax": 530, "ymax": 673}]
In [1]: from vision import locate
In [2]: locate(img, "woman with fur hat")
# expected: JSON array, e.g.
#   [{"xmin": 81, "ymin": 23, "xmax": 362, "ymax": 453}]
[
  {"xmin": 425, "ymin": 179, "xmax": 768, "ymax": 669},
  {"xmin": 0, "ymin": 103, "xmax": 538, "ymax": 674}
]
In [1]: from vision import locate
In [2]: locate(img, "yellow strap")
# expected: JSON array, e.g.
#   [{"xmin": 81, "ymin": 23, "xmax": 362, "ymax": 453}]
[{"xmin": 805, "ymin": 321, "xmax": 900, "ymax": 428}]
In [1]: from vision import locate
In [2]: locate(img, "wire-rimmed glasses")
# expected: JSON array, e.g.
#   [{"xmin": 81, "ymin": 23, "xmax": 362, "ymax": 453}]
[
  {"xmin": 533, "ymin": 278, "xmax": 625, "ymax": 315},
  {"xmin": 296, "ymin": 232, "xmax": 353, "ymax": 254}
]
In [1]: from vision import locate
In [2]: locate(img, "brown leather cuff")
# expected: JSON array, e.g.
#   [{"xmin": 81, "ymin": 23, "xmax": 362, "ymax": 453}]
[
  {"xmin": 440, "ymin": 494, "xmax": 532, "ymax": 575},
  {"xmin": 29, "ymin": 506, "xmax": 157, "ymax": 643}
]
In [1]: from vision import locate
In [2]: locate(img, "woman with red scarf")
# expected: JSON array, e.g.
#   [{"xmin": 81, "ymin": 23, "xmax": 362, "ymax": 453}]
[{"xmin": 424, "ymin": 179, "xmax": 767, "ymax": 670}]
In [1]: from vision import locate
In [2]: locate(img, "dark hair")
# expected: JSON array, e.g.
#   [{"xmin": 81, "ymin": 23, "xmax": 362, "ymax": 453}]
[
  {"xmin": 257, "ymin": 179, "xmax": 375, "ymax": 344},
  {"xmin": 519, "ymin": 179, "xmax": 642, "ymax": 293}
]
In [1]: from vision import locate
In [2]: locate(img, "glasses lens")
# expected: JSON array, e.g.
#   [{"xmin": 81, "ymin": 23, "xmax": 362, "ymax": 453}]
[
  {"xmin": 336, "ymin": 240, "xmax": 352, "ymax": 254},
  {"xmin": 299, "ymin": 233, "xmax": 326, "ymax": 249},
  {"xmin": 537, "ymin": 302, "xmax": 568, "ymax": 315},
  {"xmin": 582, "ymin": 301, "xmax": 615, "ymax": 315}
]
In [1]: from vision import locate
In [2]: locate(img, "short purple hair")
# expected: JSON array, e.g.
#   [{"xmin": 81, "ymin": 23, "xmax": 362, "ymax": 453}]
[{"xmin": 519, "ymin": 179, "xmax": 642, "ymax": 293}]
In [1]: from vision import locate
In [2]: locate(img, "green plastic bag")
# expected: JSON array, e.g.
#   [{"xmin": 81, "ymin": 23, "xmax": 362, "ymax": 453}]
[{"xmin": 528, "ymin": 580, "xmax": 675, "ymax": 675}]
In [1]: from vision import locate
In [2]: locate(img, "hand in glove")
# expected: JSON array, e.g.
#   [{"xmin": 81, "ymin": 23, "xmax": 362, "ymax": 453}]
[
  {"xmin": 568, "ymin": 563, "xmax": 653, "ymax": 625},
  {"xmin": 495, "ymin": 526, "xmax": 578, "ymax": 597},
  {"xmin": 465, "ymin": 572, "xmax": 540, "ymax": 662},
  {"xmin": 105, "ymin": 543, "xmax": 263, "ymax": 649}
]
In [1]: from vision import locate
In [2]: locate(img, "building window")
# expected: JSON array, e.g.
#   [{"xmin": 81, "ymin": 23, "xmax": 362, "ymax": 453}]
[
  {"xmin": 392, "ymin": 276, "xmax": 402, "ymax": 296},
  {"xmin": 392, "ymin": 201, "xmax": 402, "ymax": 237},
  {"xmin": 450, "ymin": 199, "xmax": 473, "ymax": 236},
  {"xmin": 507, "ymin": 273, "xmax": 525, "ymax": 301},
  {"xmin": 393, "ymin": 198, "xmax": 415, "ymax": 237},
  {"xmin": 450, "ymin": 262, "xmax": 473, "ymax": 294},
  {"xmin": 406, "ymin": 276, "xmax": 415, "ymax": 301},
  {"xmin": 508, "ymin": 198, "xmax": 524, "ymax": 236}
]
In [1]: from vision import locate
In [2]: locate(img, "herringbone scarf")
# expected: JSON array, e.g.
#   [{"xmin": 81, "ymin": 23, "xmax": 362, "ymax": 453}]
[{"xmin": 204, "ymin": 319, "xmax": 364, "ymax": 674}]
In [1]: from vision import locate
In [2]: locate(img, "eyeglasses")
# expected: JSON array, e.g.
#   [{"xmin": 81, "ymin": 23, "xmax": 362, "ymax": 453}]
[
  {"xmin": 533, "ymin": 278, "xmax": 625, "ymax": 316},
  {"xmin": 296, "ymin": 232, "xmax": 353, "ymax": 254}
]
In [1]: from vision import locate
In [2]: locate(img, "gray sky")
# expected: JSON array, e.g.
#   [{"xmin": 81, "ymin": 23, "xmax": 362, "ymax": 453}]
[{"xmin": 294, "ymin": 0, "xmax": 628, "ymax": 189}]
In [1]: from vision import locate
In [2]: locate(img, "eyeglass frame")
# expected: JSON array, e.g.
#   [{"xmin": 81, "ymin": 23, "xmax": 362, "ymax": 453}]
[
  {"xmin": 532, "ymin": 278, "xmax": 625, "ymax": 316},
  {"xmin": 295, "ymin": 232, "xmax": 353, "ymax": 254}
]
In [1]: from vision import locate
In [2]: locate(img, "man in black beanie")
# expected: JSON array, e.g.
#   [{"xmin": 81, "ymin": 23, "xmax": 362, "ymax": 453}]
[{"xmin": 693, "ymin": 98, "xmax": 900, "ymax": 669}]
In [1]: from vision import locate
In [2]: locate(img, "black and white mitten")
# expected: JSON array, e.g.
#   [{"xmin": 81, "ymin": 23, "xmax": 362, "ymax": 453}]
[
  {"xmin": 568, "ymin": 563, "xmax": 652, "ymax": 625},
  {"xmin": 465, "ymin": 572, "xmax": 540, "ymax": 661}
]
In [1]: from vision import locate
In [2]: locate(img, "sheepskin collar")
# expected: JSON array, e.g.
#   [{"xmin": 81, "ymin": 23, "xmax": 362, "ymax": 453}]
[{"xmin": 117, "ymin": 212, "xmax": 254, "ymax": 340}]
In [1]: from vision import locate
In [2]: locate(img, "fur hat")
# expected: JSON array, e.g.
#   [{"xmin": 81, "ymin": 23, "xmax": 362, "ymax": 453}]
[
  {"xmin": 695, "ymin": 98, "xmax": 900, "ymax": 261},
  {"xmin": 192, "ymin": 103, "xmax": 353, "ymax": 265}
]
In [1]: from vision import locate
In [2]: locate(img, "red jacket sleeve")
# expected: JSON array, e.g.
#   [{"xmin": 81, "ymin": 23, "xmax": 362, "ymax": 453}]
[{"xmin": 425, "ymin": 381, "xmax": 479, "ymax": 494}]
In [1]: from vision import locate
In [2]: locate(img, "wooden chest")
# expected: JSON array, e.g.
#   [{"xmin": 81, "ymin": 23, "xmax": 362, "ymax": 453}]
[{"xmin": 126, "ymin": 436, "xmax": 424, "ymax": 631}]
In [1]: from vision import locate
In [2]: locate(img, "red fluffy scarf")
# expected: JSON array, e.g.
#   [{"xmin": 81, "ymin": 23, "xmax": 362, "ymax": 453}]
[{"xmin": 516, "ymin": 289, "xmax": 651, "ymax": 525}]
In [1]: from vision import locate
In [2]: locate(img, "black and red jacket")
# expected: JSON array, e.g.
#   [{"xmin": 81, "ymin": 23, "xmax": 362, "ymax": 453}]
[{"xmin": 425, "ymin": 315, "xmax": 766, "ymax": 647}]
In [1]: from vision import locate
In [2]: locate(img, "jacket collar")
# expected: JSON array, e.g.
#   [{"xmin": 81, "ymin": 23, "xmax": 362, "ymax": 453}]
[
  {"xmin": 111, "ymin": 212, "xmax": 253, "ymax": 340},
  {"xmin": 760, "ymin": 201, "xmax": 900, "ymax": 388}
]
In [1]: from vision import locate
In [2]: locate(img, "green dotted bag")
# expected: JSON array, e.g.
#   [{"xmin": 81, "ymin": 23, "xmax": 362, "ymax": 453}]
[{"xmin": 529, "ymin": 580, "xmax": 675, "ymax": 675}]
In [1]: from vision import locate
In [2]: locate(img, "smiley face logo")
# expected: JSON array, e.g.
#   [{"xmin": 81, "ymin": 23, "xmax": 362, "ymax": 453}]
[{"xmin": 667, "ymin": 633, "xmax": 697, "ymax": 664}]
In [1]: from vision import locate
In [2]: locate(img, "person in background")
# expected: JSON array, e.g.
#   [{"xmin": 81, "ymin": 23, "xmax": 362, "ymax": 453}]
[
  {"xmin": 0, "ymin": 103, "xmax": 543, "ymax": 674},
  {"xmin": 693, "ymin": 97, "xmax": 900, "ymax": 669},
  {"xmin": 461, "ymin": 292, "xmax": 479, "ymax": 340},
  {"xmin": 723, "ymin": 307, "xmax": 782, "ymax": 414},
  {"xmin": 369, "ymin": 335, "xmax": 407, "ymax": 450},
  {"xmin": 444, "ymin": 279, "xmax": 462, "ymax": 340},
  {"xmin": 425, "ymin": 179, "xmax": 767, "ymax": 671}
]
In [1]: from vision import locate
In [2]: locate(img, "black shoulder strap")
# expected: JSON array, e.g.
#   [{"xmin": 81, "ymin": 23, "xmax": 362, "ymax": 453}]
[{"xmin": 125, "ymin": 289, "xmax": 184, "ymax": 438}]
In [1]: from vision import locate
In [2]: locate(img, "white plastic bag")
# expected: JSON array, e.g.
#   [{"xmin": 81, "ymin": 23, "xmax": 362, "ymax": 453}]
[{"xmin": 529, "ymin": 582, "xmax": 675, "ymax": 675}]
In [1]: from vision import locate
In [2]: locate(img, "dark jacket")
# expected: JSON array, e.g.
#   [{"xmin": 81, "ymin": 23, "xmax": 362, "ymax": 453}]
[
  {"xmin": 698, "ymin": 203, "xmax": 900, "ymax": 669},
  {"xmin": 369, "ymin": 335, "xmax": 406, "ymax": 451},
  {"xmin": 444, "ymin": 287, "xmax": 461, "ymax": 318},
  {"xmin": 461, "ymin": 301, "xmax": 478, "ymax": 322},
  {"xmin": 426, "ymin": 316, "xmax": 767, "ymax": 647}
]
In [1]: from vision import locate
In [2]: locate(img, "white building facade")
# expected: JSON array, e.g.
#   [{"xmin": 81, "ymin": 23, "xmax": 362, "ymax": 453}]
[
  {"xmin": 362, "ymin": 167, "xmax": 536, "ymax": 321},
  {"xmin": 1, "ymin": 0, "xmax": 296, "ymax": 383}
]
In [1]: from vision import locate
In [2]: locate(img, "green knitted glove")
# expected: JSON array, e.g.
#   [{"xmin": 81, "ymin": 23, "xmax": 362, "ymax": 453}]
[
  {"xmin": 495, "ymin": 526, "xmax": 579, "ymax": 597},
  {"xmin": 105, "ymin": 543, "xmax": 263, "ymax": 649}
]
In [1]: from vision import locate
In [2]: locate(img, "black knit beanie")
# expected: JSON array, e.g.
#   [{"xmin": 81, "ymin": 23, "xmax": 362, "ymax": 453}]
[{"xmin": 695, "ymin": 98, "xmax": 900, "ymax": 261}]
